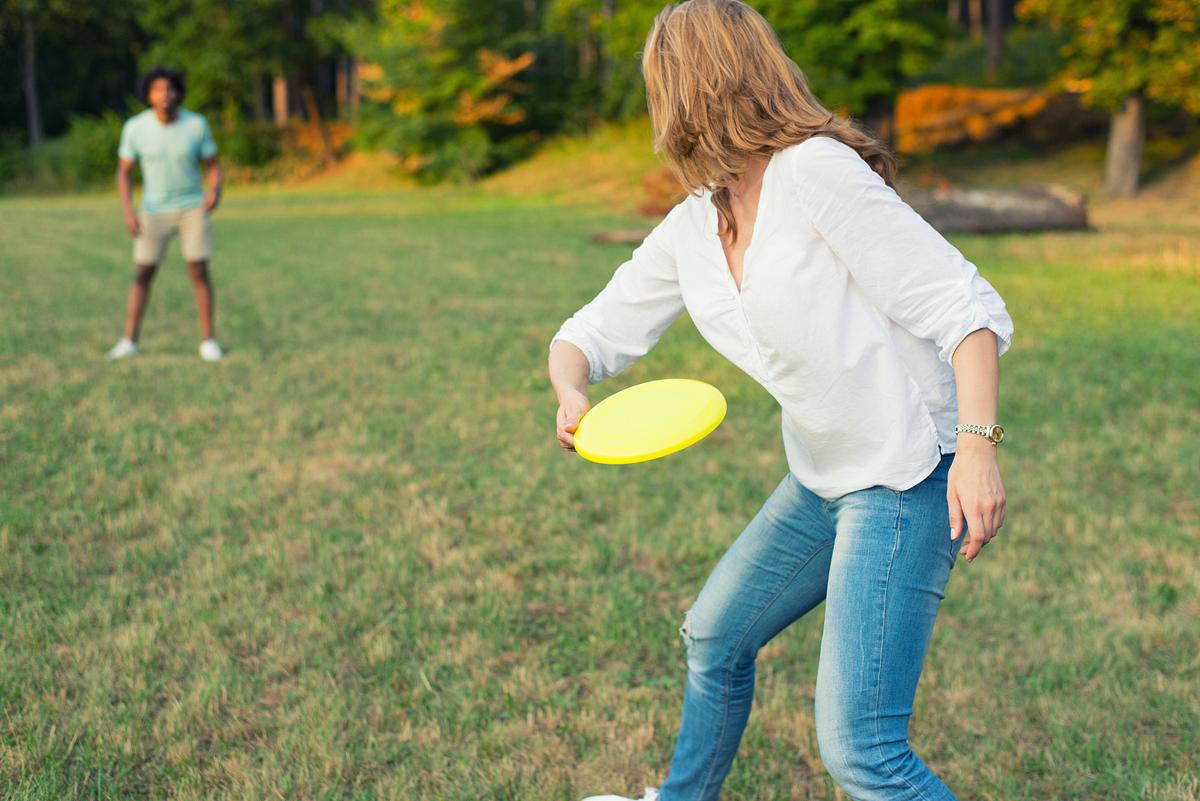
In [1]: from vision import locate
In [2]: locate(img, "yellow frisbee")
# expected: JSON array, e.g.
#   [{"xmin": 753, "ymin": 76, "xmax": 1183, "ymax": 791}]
[{"xmin": 573, "ymin": 378, "xmax": 727, "ymax": 465}]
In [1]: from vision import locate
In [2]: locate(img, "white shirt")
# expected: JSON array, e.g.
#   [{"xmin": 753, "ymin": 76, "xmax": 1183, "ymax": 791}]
[{"xmin": 550, "ymin": 134, "xmax": 1014, "ymax": 499}]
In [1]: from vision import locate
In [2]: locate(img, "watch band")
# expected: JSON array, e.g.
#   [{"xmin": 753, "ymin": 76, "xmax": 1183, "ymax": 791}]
[{"xmin": 955, "ymin": 423, "xmax": 1005, "ymax": 445}]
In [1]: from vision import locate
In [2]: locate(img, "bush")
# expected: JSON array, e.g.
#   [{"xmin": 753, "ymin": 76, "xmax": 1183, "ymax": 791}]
[
  {"xmin": 29, "ymin": 110, "xmax": 126, "ymax": 188},
  {"xmin": 220, "ymin": 122, "xmax": 281, "ymax": 168},
  {"xmin": 0, "ymin": 131, "xmax": 25, "ymax": 185},
  {"xmin": 0, "ymin": 113, "xmax": 292, "ymax": 192}
]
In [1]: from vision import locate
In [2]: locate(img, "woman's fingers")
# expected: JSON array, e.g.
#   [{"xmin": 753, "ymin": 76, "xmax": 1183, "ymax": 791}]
[
  {"xmin": 556, "ymin": 406, "xmax": 584, "ymax": 450},
  {"xmin": 962, "ymin": 511, "xmax": 988, "ymax": 561},
  {"xmin": 948, "ymin": 490, "xmax": 965, "ymax": 542},
  {"xmin": 556, "ymin": 418, "xmax": 575, "ymax": 449},
  {"xmin": 947, "ymin": 452, "xmax": 1006, "ymax": 564}
]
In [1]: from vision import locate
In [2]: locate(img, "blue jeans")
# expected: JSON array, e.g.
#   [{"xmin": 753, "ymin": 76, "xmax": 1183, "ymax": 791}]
[{"xmin": 659, "ymin": 451, "xmax": 962, "ymax": 801}]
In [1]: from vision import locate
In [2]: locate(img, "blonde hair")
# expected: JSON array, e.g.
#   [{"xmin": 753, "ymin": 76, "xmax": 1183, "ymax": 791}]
[{"xmin": 641, "ymin": 0, "xmax": 897, "ymax": 243}]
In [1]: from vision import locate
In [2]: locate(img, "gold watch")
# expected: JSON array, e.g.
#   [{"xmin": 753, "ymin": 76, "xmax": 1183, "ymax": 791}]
[{"xmin": 955, "ymin": 423, "xmax": 1005, "ymax": 445}]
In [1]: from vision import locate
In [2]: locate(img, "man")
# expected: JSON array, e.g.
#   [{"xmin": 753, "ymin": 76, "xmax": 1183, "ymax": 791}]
[{"xmin": 106, "ymin": 66, "xmax": 225, "ymax": 362}]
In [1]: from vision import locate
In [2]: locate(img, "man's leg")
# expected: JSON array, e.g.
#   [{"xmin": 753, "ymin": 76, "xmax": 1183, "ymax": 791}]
[
  {"xmin": 186, "ymin": 260, "xmax": 214, "ymax": 341},
  {"xmin": 180, "ymin": 207, "xmax": 216, "ymax": 343},
  {"xmin": 121, "ymin": 210, "xmax": 169, "ymax": 343},
  {"xmin": 124, "ymin": 263, "xmax": 158, "ymax": 341}
]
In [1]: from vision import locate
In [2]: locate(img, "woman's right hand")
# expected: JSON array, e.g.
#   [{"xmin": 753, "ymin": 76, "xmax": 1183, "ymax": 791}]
[{"xmin": 555, "ymin": 388, "xmax": 591, "ymax": 451}]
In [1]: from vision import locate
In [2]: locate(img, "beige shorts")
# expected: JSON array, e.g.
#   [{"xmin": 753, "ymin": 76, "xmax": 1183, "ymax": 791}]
[{"xmin": 133, "ymin": 206, "xmax": 213, "ymax": 264}]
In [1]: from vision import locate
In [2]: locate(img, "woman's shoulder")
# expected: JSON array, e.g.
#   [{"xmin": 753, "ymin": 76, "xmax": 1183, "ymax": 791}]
[
  {"xmin": 777, "ymin": 135, "xmax": 862, "ymax": 170},
  {"xmin": 653, "ymin": 189, "xmax": 710, "ymax": 238},
  {"xmin": 775, "ymin": 135, "xmax": 875, "ymax": 194}
]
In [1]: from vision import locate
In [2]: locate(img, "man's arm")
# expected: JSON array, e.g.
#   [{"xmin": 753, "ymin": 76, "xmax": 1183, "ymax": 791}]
[
  {"xmin": 117, "ymin": 158, "xmax": 140, "ymax": 237},
  {"xmin": 202, "ymin": 156, "xmax": 223, "ymax": 212}
]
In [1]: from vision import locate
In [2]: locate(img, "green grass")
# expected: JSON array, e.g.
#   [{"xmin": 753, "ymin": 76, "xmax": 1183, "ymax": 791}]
[{"xmin": 1, "ymin": 150, "xmax": 1198, "ymax": 801}]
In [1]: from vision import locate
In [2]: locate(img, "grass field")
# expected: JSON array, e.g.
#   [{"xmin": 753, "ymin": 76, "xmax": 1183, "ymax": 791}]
[{"xmin": 1, "ymin": 139, "xmax": 1198, "ymax": 800}]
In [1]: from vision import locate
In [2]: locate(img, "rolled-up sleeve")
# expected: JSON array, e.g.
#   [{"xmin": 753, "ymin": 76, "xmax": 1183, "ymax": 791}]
[
  {"xmin": 789, "ymin": 136, "xmax": 1014, "ymax": 364},
  {"xmin": 549, "ymin": 206, "xmax": 686, "ymax": 384}
]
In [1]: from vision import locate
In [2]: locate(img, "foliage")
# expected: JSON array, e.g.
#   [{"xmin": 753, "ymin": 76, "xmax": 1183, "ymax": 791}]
[
  {"xmin": 331, "ymin": 0, "xmax": 540, "ymax": 181},
  {"xmin": 1016, "ymin": 0, "xmax": 1200, "ymax": 113},
  {"xmin": 756, "ymin": 0, "xmax": 953, "ymax": 117},
  {"xmin": 0, "ymin": 0, "xmax": 145, "ymax": 143},
  {"xmin": 15, "ymin": 109, "xmax": 126, "ymax": 188},
  {"xmin": 540, "ymin": 0, "xmax": 663, "ymax": 125},
  {"xmin": 894, "ymin": 84, "xmax": 1053, "ymax": 153},
  {"xmin": 8, "ymin": 0, "xmax": 1193, "ymax": 188},
  {"xmin": 218, "ymin": 121, "xmax": 283, "ymax": 168},
  {"xmin": 137, "ymin": 0, "xmax": 298, "ymax": 123},
  {"xmin": 911, "ymin": 23, "xmax": 1067, "ymax": 88}
]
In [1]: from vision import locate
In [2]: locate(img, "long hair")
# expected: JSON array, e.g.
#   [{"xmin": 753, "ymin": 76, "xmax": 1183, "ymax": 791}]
[{"xmin": 641, "ymin": 0, "xmax": 897, "ymax": 243}]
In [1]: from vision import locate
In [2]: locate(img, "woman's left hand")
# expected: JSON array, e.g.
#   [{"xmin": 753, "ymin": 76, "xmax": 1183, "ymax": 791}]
[{"xmin": 947, "ymin": 439, "xmax": 1006, "ymax": 562}]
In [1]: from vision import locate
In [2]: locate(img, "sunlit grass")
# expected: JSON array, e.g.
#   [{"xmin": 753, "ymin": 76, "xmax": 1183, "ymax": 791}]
[{"xmin": 1, "ymin": 140, "xmax": 1197, "ymax": 800}]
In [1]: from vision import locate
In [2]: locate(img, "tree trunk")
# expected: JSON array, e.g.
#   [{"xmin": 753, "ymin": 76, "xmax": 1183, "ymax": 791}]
[
  {"xmin": 578, "ymin": 18, "xmax": 596, "ymax": 83},
  {"xmin": 336, "ymin": 58, "xmax": 348, "ymax": 120},
  {"xmin": 948, "ymin": 0, "xmax": 960, "ymax": 25},
  {"xmin": 985, "ymin": 0, "xmax": 1004, "ymax": 82},
  {"xmin": 968, "ymin": 0, "xmax": 983, "ymax": 38},
  {"xmin": 863, "ymin": 95, "xmax": 895, "ymax": 151},
  {"xmin": 599, "ymin": 0, "xmax": 616, "ymax": 109},
  {"xmin": 273, "ymin": 74, "xmax": 289, "ymax": 126},
  {"xmin": 301, "ymin": 83, "xmax": 334, "ymax": 165},
  {"xmin": 21, "ymin": 11, "xmax": 43, "ymax": 149},
  {"xmin": 1104, "ymin": 94, "xmax": 1144, "ymax": 198},
  {"xmin": 253, "ymin": 72, "xmax": 268, "ymax": 123}
]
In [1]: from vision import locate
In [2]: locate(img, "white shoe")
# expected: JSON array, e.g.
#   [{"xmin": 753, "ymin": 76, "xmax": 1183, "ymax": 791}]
[
  {"xmin": 582, "ymin": 788, "xmax": 659, "ymax": 801},
  {"xmin": 106, "ymin": 337, "xmax": 140, "ymax": 360},
  {"xmin": 199, "ymin": 339, "xmax": 224, "ymax": 362}
]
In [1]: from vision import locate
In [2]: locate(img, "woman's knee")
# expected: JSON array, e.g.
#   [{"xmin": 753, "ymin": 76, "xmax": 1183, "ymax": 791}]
[
  {"xmin": 679, "ymin": 601, "xmax": 757, "ymax": 677},
  {"xmin": 817, "ymin": 718, "xmax": 918, "ymax": 799}
]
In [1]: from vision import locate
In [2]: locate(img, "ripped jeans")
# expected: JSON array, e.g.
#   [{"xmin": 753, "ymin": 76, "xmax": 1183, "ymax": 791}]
[{"xmin": 659, "ymin": 451, "xmax": 962, "ymax": 801}]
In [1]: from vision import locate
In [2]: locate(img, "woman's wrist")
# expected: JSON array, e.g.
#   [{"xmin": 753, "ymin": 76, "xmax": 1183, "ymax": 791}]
[
  {"xmin": 556, "ymin": 384, "xmax": 587, "ymax": 404},
  {"xmin": 955, "ymin": 432, "xmax": 997, "ymax": 455}
]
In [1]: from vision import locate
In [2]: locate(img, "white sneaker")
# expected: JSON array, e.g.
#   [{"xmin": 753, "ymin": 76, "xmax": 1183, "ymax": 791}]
[
  {"xmin": 106, "ymin": 337, "xmax": 140, "ymax": 360},
  {"xmin": 582, "ymin": 788, "xmax": 659, "ymax": 801},
  {"xmin": 199, "ymin": 339, "xmax": 224, "ymax": 362}
]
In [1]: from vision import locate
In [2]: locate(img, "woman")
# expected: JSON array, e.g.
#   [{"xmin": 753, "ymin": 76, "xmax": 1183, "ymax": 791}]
[{"xmin": 547, "ymin": 2, "xmax": 1013, "ymax": 800}]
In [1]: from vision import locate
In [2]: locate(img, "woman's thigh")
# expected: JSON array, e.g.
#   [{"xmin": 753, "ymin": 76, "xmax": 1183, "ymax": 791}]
[
  {"xmin": 814, "ymin": 457, "xmax": 959, "ymax": 759},
  {"xmin": 682, "ymin": 473, "xmax": 838, "ymax": 663}
]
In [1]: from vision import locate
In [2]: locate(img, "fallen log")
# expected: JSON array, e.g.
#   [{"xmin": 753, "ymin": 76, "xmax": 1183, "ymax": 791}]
[
  {"xmin": 591, "ymin": 184, "xmax": 1089, "ymax": 244},
  {"xmin": 904, "ymin": 184, "xmax": 1089, "ymax": 233}
]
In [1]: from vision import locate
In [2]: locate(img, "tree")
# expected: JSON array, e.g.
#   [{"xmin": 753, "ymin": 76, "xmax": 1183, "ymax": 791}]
[
  {"xmin": 0, "ymin": 0, "xmax": 68, "ymax": 148},
  {"xmin": 137, "ymin": 0, "xmax": 290, "ymax": 124},
  {"xmin": 541, "ymin": 0, "xmax": 666, "ymax": 127},
  {"xmin": 0, "ymin": 0, "xmax": 144, "ymax": 148},
  {"xmin": 757, "ymin": 0, "xmax": 953, "ymax": 145},
  {"xmin": 1017, "ymin": 0, "xmax": 1200, "ymax": 197},
  {"xmin": 330, "ymin": 0, "xmax": 539, "ymax": 180}
]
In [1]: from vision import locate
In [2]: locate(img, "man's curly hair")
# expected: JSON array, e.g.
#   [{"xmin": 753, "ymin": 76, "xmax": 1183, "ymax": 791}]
[{"xmin": 136, "ymin": 66, "xmax": 186, "ymax": 104}]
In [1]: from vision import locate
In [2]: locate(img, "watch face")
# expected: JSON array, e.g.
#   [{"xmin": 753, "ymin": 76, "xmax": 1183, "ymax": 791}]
[{"xmin": 991, "ymin": 425, "xmax": 1005, "ymax": 443}]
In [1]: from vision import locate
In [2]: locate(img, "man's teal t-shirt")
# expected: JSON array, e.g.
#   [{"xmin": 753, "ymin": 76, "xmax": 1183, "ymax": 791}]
[{"xmin": 117, "ymin": 108, "xmax": 217, "ymax": 213}]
